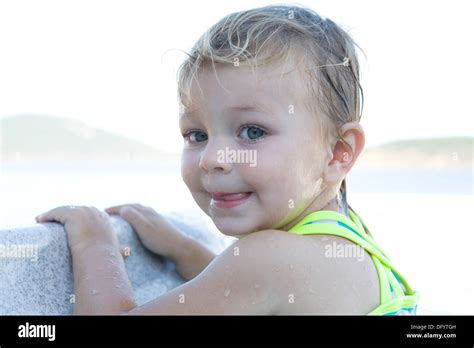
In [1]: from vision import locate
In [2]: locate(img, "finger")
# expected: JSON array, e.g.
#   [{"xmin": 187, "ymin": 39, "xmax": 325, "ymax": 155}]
[
  {"xmin": 104, "ymin": 205, "xmax": 126, "ymax": 214},
  {"xmin": 105, "ymin": 204, "xmax": 139, "ymax": 215},
  {"xmin": 117, "ymin": 206, "xmax": 153, "ymax": 232},
  {"xmin": 35, "ymin": 205, "xmax": 78, "ymax": 224},
  {"xmin": 105, "ymin": 204, "xmax": 151, "ymax": 215}
]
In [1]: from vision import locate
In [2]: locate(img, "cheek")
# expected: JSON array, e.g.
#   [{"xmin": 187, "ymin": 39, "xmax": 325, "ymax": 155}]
[
  {"xmin": 241, "ymin": 143, "xmax": 300, "ymax": 204},
  {"xmin": 237, "ymin": 145, "xmax": 280, "ymax": 189},
  {"xmin": 293, "ymin": 147, "xmax": 326, "ymax": 200},
  {"xmin": 181, "ymin": 152, "xmax": 211, "ymax": 214},
  {"xmin": 180, "ymin": 151, "xmax": 199, "ymax": 190},
  {"xmin": 255, "ymin": 140, "xmax": 324, "ymax": 205}
]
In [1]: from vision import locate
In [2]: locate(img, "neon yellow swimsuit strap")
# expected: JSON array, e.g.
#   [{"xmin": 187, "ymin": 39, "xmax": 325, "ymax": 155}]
[
  {"xmin": 289, "ymin": 209, "xmax": 420, "ymax": 315},
  {"xmin": 289, "ymin": 210, "xmax": 417, "ymax": 296},
  {"xmin": 292, "ymin": 223, "xmax": 393, "ymax": 267},
  {"xmin": 291, "ymin": 210, "xmax": 358, "ymax": 232},
  {"xmin": 290, "ymin": 210, "xmax": 395, "ymax": 268},
  {"xmin": 387, "ymin": 266, "xmax": 417, "ymax": 296},
  {"xmin": 368, "ymin": 291, "xmax": 420, "ymax": 315},
  {"xmin": 293, "ymin": 209, "xmax": 380, "ymax": 249},
  {"xmin": 371, "ymin": 256, "xmax": 392, "ymax": 304},
  {"xmin": 348, "ymin": 209, "xmax": 390, "ymax": 259},
  {"xmin": 387, "ymin": 268, "xmax": 405, "ymax": 298}
]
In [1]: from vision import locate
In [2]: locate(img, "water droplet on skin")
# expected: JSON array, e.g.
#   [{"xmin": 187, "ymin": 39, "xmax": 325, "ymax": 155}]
[
  {"xmin": 224, "ymin": 288, "xmax": 231, "ymax": 297},
  {"xmin": 309, "ymin": 288, "xmax": 317, "ymax": 294},
  {"xmin": 254, "ymin": 283, "xmax": 260, "ymax": 289},
  {"xmin": 91, "ymin": 289, "xmax": 99, "ymax": 296}
]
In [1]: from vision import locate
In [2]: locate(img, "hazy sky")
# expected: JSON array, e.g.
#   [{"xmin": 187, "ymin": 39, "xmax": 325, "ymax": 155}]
[{"xmin": 0, "ymin": 0, "xmax": 472, "ymax": 154}]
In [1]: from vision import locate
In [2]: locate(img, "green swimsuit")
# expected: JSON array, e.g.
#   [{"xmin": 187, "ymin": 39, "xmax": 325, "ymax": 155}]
[{"xmin": 288, "ymin": 208, "xmax": 419, "ymax": 315}]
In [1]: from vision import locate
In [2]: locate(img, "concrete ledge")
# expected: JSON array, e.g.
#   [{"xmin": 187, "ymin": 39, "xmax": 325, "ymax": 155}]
[{"xmin": 0, "ymin": 211, "xmax": 230, "ymax": 315}]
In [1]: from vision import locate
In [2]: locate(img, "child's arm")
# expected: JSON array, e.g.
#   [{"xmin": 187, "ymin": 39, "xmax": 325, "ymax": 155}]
[
  {"xmin": 122, "ymin": 229, "xmax": 286, "ymax": 315},
  {"xmin": 70, "ymin": 229, "xmax": 286, "ymax": 315},
  {"xmin": 175, "ymin": 235, "xmax": 216, "ymax": 280},
  {"xmin": 105, "ymin": 204, "xmax": 216, "ymax": 280},
  {"xmin": 35, "ymin": 206, "xmax": 138, "ymax": 314},
  {"xmin": 36, "ymin": 205, "xmax": 288, "ymax": 315},
  {"xmin": 71, "ymin": 242, "xmax": 137, "ymax": 314}
]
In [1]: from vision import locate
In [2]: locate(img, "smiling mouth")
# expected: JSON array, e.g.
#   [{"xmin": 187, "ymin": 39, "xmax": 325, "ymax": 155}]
[
  {"xmin": 210, "ymin": 192, "xmax": 253, "ymax": 209},
  {"xmin": 211, "ymin": 192, "xmax": 252, "ymax": 201}
]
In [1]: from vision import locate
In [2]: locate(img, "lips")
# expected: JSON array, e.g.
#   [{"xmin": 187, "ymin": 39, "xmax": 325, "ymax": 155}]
[
  {"xmin": 211, "ymin": 192, "xmax": 252, "ymax": 201},
  {"xmin": 210, "ymin": 191, "xmax": 253, "ymax": 209}
]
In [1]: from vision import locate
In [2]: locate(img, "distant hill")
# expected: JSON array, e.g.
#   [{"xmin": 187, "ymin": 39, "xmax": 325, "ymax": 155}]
[
  {"xmin": 358, "ymin": 137, "xmax": 473, "ymax": 169},
  {"xmin": 1, "ymin": 115, "xmax": 471, "ymax": 169},
  {"xmin": 0, "ymin": 114, "xmax": 178, "ymax": 162}
]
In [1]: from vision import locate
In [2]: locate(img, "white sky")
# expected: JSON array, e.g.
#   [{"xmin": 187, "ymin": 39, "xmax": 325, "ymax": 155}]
[{"xmin": 0, "ymin": 0, "xmax": 472, "ymax": 154}]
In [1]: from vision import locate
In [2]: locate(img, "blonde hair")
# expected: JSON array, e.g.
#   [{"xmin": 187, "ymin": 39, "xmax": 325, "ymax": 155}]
[{"xmin": 177, "ymin": 4, "xmax": 365, "ymax": 219}]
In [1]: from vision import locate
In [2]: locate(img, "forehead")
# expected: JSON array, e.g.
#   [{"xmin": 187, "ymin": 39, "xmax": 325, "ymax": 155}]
[{"xmin": 183, "ymin": 59, "xmax": 310, "ymax": 116}]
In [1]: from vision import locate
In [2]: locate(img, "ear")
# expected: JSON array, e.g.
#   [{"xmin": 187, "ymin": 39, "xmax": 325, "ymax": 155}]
[{"xmin": 323, "ymin": 122, "xmax": 365, "ymax": 185}]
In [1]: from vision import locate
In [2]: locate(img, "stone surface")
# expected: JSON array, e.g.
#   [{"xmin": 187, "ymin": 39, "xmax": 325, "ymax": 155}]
[{"xmin": 0, "ymin": 210, "xmax": 232, "ymax": 314}]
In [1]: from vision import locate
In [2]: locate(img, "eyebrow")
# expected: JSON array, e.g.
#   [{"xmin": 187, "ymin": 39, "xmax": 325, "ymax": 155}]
[
  {"xmin": 180, "ymin": 103, "xmax": 274, "ymax": 122},
  {"xmin": 227, "ymin": 104, "xmax": 270, "ymax": 114}
]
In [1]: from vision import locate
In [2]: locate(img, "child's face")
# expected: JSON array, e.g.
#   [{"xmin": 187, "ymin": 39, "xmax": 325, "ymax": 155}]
[{"xmin": 180, "ymin": 61, "xmax": 332, "ymax": 237}]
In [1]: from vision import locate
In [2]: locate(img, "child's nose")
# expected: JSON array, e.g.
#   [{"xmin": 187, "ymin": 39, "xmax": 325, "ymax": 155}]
[{"xmin": 198, "ymin": 138, "xmax": 233, "ymax": 173}]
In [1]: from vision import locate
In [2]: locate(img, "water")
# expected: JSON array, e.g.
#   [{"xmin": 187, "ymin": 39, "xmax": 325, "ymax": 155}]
[
  {"xmin": 348, "ymin": 167, "xmax": 472, "ymax": 195},
  {"xmin": 0, "ymin": 161, "xmax": 472, "ymax": 313},
  {"xmin": 0, "ymin": 161, "xmax": 197, "ymax": 228}
]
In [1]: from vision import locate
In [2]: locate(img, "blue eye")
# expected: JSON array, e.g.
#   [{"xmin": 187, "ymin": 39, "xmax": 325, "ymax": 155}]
[
  {"xmin": 183, "ymin": 130, "xmax": 208, "ymax": 143},
  {"xmin": 239, "ymin": 125, "xmax": 266, "ymax": 141}
]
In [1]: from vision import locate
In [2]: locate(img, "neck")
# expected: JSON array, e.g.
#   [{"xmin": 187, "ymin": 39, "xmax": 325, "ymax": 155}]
[{"xmin": 279, "ymin": 189, "xmax": 346, "ymax": 232}]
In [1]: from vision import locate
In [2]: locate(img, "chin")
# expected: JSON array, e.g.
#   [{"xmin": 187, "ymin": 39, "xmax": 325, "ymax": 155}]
[{"xmin": 212, "ymin": 219, "xmax": 252, "ymax": 237}]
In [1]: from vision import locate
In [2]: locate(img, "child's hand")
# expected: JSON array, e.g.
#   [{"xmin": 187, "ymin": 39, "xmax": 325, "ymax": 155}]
[
  {"xmin": 104, "ymin": 204, "xmax": 186, "ymax": 261},
  {"xmin": 35, "ymin": 205, "xmax": 118, "ymax": 253}
]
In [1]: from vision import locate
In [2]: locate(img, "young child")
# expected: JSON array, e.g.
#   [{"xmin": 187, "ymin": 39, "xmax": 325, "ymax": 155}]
[{"xmin": 35, "ymin": 4, "xmax": 419, "ymax": 315}]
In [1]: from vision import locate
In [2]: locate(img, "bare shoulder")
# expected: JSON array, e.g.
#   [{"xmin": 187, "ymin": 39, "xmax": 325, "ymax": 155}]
[
  {"xmin": 236, "ymin": 230, "xmax": 380, "ymax": 315},
  {"xmin": 125, "ymin": 229, "xmax": 295, "ymax": 314},
  {"xmin": 124, "ymin": 229, "xmax": 379, "ymax": 314}
]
